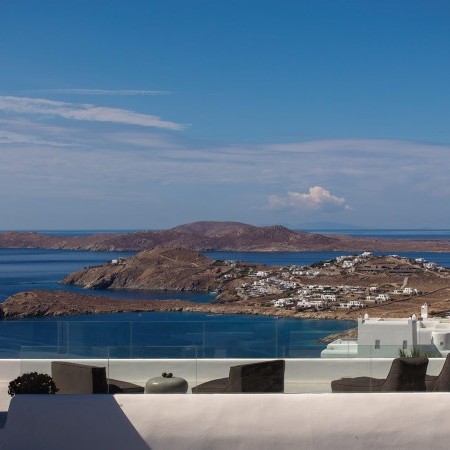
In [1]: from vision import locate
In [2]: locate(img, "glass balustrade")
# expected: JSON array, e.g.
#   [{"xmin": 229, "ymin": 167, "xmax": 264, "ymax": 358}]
[{"xmin": 0, "ymin": 342, "xmax": 440, "ymax": 397}]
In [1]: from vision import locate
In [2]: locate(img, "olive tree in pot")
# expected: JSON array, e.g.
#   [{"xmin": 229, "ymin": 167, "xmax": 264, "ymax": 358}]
[{"xmin": 8, "ymin": 372, "xmax": 58, "ymax": 396}]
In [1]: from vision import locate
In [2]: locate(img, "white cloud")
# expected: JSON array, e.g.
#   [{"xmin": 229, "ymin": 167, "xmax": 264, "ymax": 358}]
[
  {"xmin": 268, "ymin": 187, "xmax": 352, "ymax": 212},
  {"xmin": 0, "ymin": 96, "xmax": 186, "ymax": 130},
  {"xmin": 46, "ymin": 89, "xmax": 171, "ymax": 96}
]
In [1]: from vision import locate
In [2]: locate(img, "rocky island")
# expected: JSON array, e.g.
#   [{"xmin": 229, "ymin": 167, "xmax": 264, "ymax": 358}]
[{"xmin": 1, "ymin": 221, "xmax": 450, "ymax": 252}]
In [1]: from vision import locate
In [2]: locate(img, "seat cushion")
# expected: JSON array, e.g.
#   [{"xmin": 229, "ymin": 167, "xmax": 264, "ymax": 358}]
[
  {"xmin": 331, "ymin": 377, "xmax": 385, "ymax": 393},
  {"xmin": 108, "ymin": 378, "xmax": 144, "ymax": 394},
  {"xmin": 192, "ymin": 377, "xmax": 229, "ymax": 394}
]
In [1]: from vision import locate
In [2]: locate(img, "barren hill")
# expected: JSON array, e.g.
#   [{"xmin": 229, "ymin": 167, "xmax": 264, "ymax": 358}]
[
  {"xmin": 1, "ymin": 221, "xmax": 450, "ymax": 252},
  {"xmin": 62, "ymin": 247, "xmax": 223, "ymax": 291}
]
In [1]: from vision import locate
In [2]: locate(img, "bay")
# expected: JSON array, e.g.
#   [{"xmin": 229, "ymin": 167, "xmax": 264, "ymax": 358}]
[{"xmin": 0, "ymin": 248, "xmax": 214, "ymax": 303}]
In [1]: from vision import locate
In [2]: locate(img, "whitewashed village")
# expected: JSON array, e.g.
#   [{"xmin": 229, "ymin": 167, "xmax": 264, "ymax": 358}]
[{"xmin": 218, "ymin": 252, "xmax": 448, "ymax": 313}]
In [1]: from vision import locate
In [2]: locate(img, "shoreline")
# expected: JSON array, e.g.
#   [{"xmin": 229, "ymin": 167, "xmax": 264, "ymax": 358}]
[{"xmin": 0, "ymin": 290, "xmax": 359, "ymax": 322}]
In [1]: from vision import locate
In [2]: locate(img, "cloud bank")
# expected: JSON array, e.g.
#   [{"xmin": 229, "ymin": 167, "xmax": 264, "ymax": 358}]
[{"xmin": 268, "ymin": 187, "xmax": 352, "ymax": 212}]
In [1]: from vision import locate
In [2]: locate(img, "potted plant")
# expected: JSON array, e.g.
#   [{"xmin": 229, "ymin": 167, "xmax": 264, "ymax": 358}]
[{"xmin": 8, "ymin": 372, "xmax": 58, "ymax": 396}]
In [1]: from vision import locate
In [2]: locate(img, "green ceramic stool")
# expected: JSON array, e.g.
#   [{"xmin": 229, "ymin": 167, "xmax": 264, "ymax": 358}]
[{"xmin": 145, "ymin": 372, "xmax": 188, "ymax": 394}]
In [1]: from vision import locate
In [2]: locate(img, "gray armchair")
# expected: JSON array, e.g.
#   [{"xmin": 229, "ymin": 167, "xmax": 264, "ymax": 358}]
[
  {"xmin": 51, "ymin": 361, "xmax": 144, "ymax": 394},
  {"xmin": 331, "ymin": 357, "xmax": 429, "ymax": 393},
  {"xmin": 426, "ymin": 354, "xmax": 450, "ymax": 392},
  {"xmin": 192, "ymin": 359, "xmax": 285, "ymax": 394}
]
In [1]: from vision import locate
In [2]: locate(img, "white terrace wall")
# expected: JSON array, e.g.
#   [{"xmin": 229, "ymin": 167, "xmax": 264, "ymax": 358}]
[{"xmin": 3, "ymin": 393, "xmax": 450, "ymax": 450}]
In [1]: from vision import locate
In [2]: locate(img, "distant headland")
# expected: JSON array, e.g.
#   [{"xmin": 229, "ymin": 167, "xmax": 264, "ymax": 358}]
[{"xmin": 1, "ymin": 221, "xmax": 450, "ymax": 252}]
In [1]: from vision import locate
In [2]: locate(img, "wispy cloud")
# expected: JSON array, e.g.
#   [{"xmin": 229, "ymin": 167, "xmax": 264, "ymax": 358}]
[
  {"xmin": 267, "ymin": 187, "xmax": 352, "ymax": 212},
  {"xmin": 44, "ymin": 89, "xmax": 171, "ymax": 96},
  {"xmin": 0, "ymin": 96, "xmax": 186, "ymax": 130},
  {"xmin": 0, "ymin": 130, "xmax": 79, "ymax": 147}
]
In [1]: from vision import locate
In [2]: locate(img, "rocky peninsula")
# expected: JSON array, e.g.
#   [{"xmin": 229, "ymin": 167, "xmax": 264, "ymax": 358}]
[{"xmin": 1, "ymin": 221, "xmax": 450, "ymax": 252}]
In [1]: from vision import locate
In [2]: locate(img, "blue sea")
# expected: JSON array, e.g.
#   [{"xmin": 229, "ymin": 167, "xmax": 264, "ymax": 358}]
[
  {"xmin": 305, "ymin": 229, "xmax": 450, "ymax": 240},
  {"xmin": 1, "ymin": 229, "xmax": 449, "ymax": 358}
]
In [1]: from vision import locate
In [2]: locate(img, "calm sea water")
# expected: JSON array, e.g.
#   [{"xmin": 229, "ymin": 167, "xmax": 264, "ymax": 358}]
[
  {"xmin": 1, "ymin": 231, "xmax": 450, "ymax": 358},
  {"xmin": 307, "ymin": 229, "xmax": 450, "ymax": 240},
  {"xmin": 7, "ymin": 228, "xmax": 450, "ymax": 240},
  {"xmin": 204, "ymin": 250, "xmax": 450, "ymax": 268}
]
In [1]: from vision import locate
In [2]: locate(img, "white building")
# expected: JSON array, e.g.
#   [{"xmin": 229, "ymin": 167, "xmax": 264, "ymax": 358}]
[
  {"xmin": 297, "ymin": 299, "xmax": 326, "ymax": 309},
  {"xmin": 320, "ymin": 294, "xmax": 337, "ymax": 301},
  {"xmin": 403, "ymin": 287, "xmax": 419, "ymax": 295},
  {"xmin": 256, "ymin": 271, "xmax": 269, "ymax": 277},
  {"xmin": 321, "ymin": 303, "xmax": 450, "ymax": 358}
]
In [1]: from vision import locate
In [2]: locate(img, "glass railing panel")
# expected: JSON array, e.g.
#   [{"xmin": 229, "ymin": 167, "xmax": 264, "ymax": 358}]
[
  {"xmin": 108, "ymin": 345, "xmax": 198, "ymax": 359},
  {"xmin": 0, "ymin": 320, "xmax": 62, "ymax": 358},
  {"xmin": 63, "ymin": 321, "xmax": 132, "ymax": 350},
  {"xmin": 19, "ymin": 345, "xmax": 110, "ymax": 375},
  {"xmin": 129, "ymin": 321, "xmax": 204, "ymax": 350},
  {"xmin": 201, "ymin": 321, "xmax": 278, "ymax": 358},
  {"xmin": 5, "ymin": 320, "xmax": 446, "ymax": 363},
  {"xmin": 0, "ymin": 319, "xmax": 356, "ymax": 359}
]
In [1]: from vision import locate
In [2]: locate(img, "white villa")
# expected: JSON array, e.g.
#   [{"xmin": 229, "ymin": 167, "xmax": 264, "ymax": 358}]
[{"xmin": 322, "ymin": 303, "xmax": 450, "ymax": 358}]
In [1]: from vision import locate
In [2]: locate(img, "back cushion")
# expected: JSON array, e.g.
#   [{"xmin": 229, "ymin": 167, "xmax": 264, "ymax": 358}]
[{"xmin": 51, "ymin": 361, "xmax": 108, "ymax": 394}]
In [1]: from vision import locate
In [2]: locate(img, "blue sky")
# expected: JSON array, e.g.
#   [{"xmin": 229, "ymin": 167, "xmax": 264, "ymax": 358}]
[{"xmin": 1, "ymin": 1, "xmax": 449, "ymax": 229}]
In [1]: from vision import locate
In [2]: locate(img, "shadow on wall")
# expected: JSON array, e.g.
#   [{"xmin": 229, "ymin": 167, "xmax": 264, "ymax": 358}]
[{"xmin": 3, "ymin": 395, "xmax": 152, "ymax": 450}]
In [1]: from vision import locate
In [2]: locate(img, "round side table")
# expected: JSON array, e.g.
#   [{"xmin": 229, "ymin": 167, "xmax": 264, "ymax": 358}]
[{"xmin": 145, "ymin": 374, "xmax": 188, "ymax": 394}]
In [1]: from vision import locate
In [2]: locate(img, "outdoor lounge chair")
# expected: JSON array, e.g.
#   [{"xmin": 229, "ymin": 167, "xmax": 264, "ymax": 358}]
[
  {"xmin": 51, "ymin": 361, "xmax": 144, "ymax": 394},
  {"xmin": 426, "ymin": 354, "xmax": 450, "ymax": 392},
  {"xmin": 192, "ymin": 359, "xmax": 285, "ymax": 393},
  {"xmin": 331, "ymin": 357, "xmax": 429, "ymax": 393}
]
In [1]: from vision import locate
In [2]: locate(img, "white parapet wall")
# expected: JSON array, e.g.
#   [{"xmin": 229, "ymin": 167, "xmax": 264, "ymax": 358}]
[{"xmin": 3, "ymin": 393, "xmax": 450, "ymax": 450}]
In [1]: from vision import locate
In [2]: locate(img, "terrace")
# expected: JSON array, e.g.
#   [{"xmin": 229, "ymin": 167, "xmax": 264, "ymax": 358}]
[{"xmin": 1, "ymin": 319, "xmax": 450, "ymax": 448}]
